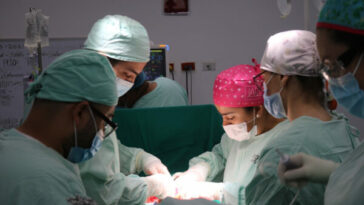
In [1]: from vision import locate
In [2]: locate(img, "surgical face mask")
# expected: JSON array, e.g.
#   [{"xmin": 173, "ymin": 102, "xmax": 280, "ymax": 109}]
[
  {"xmin": 263, "ymin": 78, "xmax": 287, "ymax": 119},
  {"xmin": 67, "ymin": 130, "xmax": 104, "ymax": 163},
  {"xmin": 116, "ymin": 77, "xmax": 134, "ymax": 97},
  {"xmin": 67, "ymin": 106, "xmax": 104, "ymax": 163},
  {"xmin": 329, "ymin": 53, "xmax": 364, "ymax": 118},
  {"xmin": 223, "ymin": 111, "xmax": 257, "ymax": 141}
]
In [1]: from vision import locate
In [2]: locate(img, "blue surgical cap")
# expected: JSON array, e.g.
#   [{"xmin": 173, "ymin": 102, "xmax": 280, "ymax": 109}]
[{"xmin": 317, "ymin": 0, "xmax": 364, "ymax": 36}]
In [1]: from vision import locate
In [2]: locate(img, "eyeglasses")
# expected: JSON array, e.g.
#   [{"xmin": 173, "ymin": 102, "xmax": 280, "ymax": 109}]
[
  {"xmin": 89, "ymin": 105, "xmax": 118, "ymax": 138},
  {"xmin": 253, "ymin": 71, "xmax": 266, "ymax": 92},
  {"xmin": 320, "ymin": 48, "xmax": 358, "ymax": 80}
]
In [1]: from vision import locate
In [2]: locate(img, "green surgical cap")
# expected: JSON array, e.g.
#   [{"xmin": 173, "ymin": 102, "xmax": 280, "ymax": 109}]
[
  {"xmin": 25, "ymin": 49, "xmax": 117, "ymax": 106},
  {"xmin": 84, "ymin": 15, "xmax": 150, "ymax": 62},
  {"xmin": 317, "ymin": 0, "xmax": 364, "ymax": 35}
]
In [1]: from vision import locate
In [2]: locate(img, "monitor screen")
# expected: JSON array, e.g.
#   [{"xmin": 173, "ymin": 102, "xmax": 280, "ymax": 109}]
[{"xmin": 144, "ymin": 48, "xmax": 166, "ymax": 81}]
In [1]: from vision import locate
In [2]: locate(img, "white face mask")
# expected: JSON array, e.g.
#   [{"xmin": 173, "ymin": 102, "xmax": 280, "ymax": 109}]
[
  {"xmin": 116, "ymin": 77, "xmax": 134, "ymax": 97},
  {"xmin": 223, "ymin": 114, "xmax": 257, "ymax": 142},
  {"xmin": 223, "ymin": 122, "xmax": 251, "ymax": 141}
]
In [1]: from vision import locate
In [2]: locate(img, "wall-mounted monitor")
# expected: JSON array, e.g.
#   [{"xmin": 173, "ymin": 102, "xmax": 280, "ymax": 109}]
[{"xmin": 144, "ymin": 48, "xmax": 166, "ymax": 81}]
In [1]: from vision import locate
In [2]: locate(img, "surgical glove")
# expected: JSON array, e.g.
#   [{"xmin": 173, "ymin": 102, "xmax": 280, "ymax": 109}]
[
  {"xmin": 173, "ymin": 162, "xmax": 209, "ymax": 183},
  {"xmin": 176, "ymin": 181, "xmax": 223, "ymax": 201},
  {"xmin": 142, "ymin": 152, "xmax": 171, "ymax": 176},
  {"xmin": 278, "ymin": 153, "xmax": 339, "ymax": 187},
  {"xmin": 143, "ymin": 174, "xmax": 177, "ymax": 199}
]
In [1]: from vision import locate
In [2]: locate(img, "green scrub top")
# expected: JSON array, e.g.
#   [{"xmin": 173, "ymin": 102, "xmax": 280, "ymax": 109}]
[
  {"xmin": 0, "ymin": 129, "xmax": 88, "ymax": 205},
  {"xmin": 245, "ymin": 113, "xmax": 360, "ymax": 205},
  {"xmin": 79, "ymin": 132, "xmax": 148, "ymax": 205},
  {"xmin": 189, "ymin": 120, "xmax": 289, "ymax": 204},
  {"xmin": 223, "ymin": 120, "xmax": 289, "ymax": 204},
  {"xmin": 324, "ymin": 141, "xmax": 364, "ymax": 205},
  {"xmin": 133, "ymin": 77, "xmax": 189, "ymax": 108},
  {"xmin": 80, "ymin": 105, "xmax": 224, "ymax": 205}
]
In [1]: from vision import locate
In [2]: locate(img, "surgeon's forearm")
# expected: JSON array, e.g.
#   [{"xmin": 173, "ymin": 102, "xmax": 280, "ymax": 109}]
[
  {"xmin": 134, "ymin": 150, "xmax": 145, "ymax": 174},
  {"xmin": 117, "ymin": 141, "xmax": 145, "ymax": 174},
  {"xmin": 189, "ymin": 150, "xmax": 225, "ymax": 181},
  {"xmin": 118, "ymin": 175, "xmax": 148, "ymax": 205}
]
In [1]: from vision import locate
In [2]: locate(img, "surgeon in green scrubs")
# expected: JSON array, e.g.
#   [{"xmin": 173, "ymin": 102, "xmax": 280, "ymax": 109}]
[
  {"xmin": 173, "ymin": 62, "xmax": 285, "ymax": 204},
  {"xmin": 80, "ymin": 15, "xmax": 176, "ymax": 205},
  {"xmin": 0, "ymin": 49, "xmax": 118, "ymax": 205},
  {"xmin": 244, "ymin": 30, "xmax": 359, "ymax": 205},
  {"xmin": 278, "ymin": 1, "xmax": 364, "ymax": 204}
]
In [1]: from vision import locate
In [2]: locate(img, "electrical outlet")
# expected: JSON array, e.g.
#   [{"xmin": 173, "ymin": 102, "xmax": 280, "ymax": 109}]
[
  {"xmin": 181, "ymin": 62, "xmax": 195, "ymax": 71},
  {"xmin": 202, "ymin": 62, "xmax": 216, "ymax": 71}
]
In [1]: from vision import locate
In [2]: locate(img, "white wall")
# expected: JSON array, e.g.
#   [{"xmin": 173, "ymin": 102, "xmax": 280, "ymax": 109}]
[
  {"xmin": 1, "ymin": 0, "xmax": 363, "ymax": 137},
  {"xmin": 0, "ymin": 0, "xmax": 321, "ymax": 105}
]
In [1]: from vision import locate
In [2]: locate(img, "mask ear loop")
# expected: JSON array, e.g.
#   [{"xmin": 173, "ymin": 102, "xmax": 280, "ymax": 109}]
[
  {"xmin": 266, "ymin": 74, "xmax": 274, "ymax": 86},
  {"xmin": 73, "ymin": 121, "xmax": 78, "ymax": 147},
  {"xmin": 87, "ymin": 105, "xmax": 98, "ymax": 134},
  {"xmin": 246, "ymin": 109, "xmax": 256, "ymax": 125},
  {"xmin": 353, "ymin": 53, "xmax": 364, "ymax": 76},
  {"xmin": 264, "ymin": 74, "xmax": 275, "ymax": 95}
]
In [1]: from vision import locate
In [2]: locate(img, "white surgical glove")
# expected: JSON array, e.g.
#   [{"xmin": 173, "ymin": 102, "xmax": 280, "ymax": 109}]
[
  {"xmin": 277, "ymin": 153, "xmax": 340, "ymax": 187},
  {"xmin": 141, "ymin": 151, "xmax": 171, "ymax": 176},
  {"xmin": 176, "ymin": 181, "xmax": 223, "ymax": 201},
  {"xmin": 173, "ymin": 162, "xmax": 210, "ymax": 183},
  {"xmin": 143, "ymin": 174, "xmax": 177, "ymax": 199}
]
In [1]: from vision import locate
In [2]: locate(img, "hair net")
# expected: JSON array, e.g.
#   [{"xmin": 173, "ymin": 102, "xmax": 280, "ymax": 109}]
[
  {"xmin": 260, "ymin": 30, "xmax": 321, "ymax": 77},
  {"xmin": 317, "ymin": 0, "xmax": 364, "ymax": 35},
  {"xmin": 213, "ymin": 61, "xmax": 264, "ymax": 108},
  {"xmin": 25, "ymin": 49, "xmax": 117, "ymax": 106},
  {"xmin": 84, "ymin": 15, "xmax": 150, "ymax": 62}
]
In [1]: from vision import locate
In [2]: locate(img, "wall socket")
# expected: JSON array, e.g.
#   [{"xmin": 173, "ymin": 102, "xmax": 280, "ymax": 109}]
[
  {"xmin": 202, "ymin": 62, "xmax": 216, "ymax": 71},
  {"xmin": 181, "ymin": 62, "xmax": 195, "ymax": 71}
]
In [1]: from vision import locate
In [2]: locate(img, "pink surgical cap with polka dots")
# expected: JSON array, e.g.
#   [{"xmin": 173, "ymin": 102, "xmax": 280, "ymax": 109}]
[{"xmin": 213, "ymin": 60, "xmax": 264, "ymax": 107}]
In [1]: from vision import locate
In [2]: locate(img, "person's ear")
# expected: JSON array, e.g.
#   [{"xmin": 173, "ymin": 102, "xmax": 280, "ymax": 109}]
[
  {"xmin": 71, "ymin": 101, "xmax": 90, "ymax": 126},
  {"xmin": 256, "ymin": 105, "xmax": 264, "ymax": 119}
]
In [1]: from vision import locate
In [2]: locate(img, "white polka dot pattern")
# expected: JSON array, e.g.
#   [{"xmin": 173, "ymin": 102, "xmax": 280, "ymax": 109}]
[{"xmin": 213, "ymin": 64, "xmax": 264, "ymax": 107}]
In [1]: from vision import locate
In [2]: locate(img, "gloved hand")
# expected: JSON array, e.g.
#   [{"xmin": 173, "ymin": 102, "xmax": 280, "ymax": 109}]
[
  {"xmin": 277, "ymin": 153, "xmax": 340, "ymax": 187},
  {"xmin": 142, "ymin": 152, "xmax": 171, "ymax": 176},
  {"xmin": 176, "ymin": 181, "xmax": 223, "ymax": 201},
  {"xmin": 143, "ymin": 174, "xmax": 177, "ymax": 199},
  {"xmin": 173, "ymin": 162, "xmax": 209, "ymax": 183}
]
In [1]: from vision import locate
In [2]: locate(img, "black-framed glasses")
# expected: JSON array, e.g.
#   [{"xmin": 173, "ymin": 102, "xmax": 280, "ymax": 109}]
[
  {"xmin": 253, "ymin": 71, "xmax": 266, "ymax": 92},
  {"xmin": 89, "ymin": 105, "xmax": 118, "ymax": 138}
]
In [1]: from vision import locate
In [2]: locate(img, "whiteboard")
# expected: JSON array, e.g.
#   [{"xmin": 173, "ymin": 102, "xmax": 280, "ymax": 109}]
[{"xmin": 0, "ymin": 38, "xmax": 85, "ymax": 130}]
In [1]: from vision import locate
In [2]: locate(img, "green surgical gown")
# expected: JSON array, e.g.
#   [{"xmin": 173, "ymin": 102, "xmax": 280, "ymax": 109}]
[
  {"xmin": 79, "ymin": 132, "xmax": 148, "ymax": 205},
  {"xmin": 0, "ymin": 129, "xmax": 88, "ymax": 205},
  {"xmin": 245, "ymin": 113, "xmax": 360, "ymax": 205},
  {"xmin": 80, "ymin": 79, "xmax": 190, "ymax": 205},
  {"xmin": 324, "ymin": 141, "xmax": 364, "ymax": 205},
  {"xmin": 133, "ymin": 77, "xmax": 188, "ymax": 108},
  {"xmin": 189, "ymin": 120, "xmax": 289, "ymax": 204}
]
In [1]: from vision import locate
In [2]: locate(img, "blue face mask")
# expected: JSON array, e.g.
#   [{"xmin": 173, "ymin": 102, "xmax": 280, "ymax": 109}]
[
  {"xmin": 263, "ymin": 81, "xmax": 287, "ymax": 119},
  {"xmin": 67, "ymin": 106, "xmax": 104, "ymax": 163},
  {"xmin": 116, "ymin": 77, "xmax": 134, "ymax": 97},
  {"xmin": 67, "ymin": 131, "xmax": 103, "ymax": 163},
  {"xmin": 329, "ymin": 53, "xmax": 364, "ymax": 118}
]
